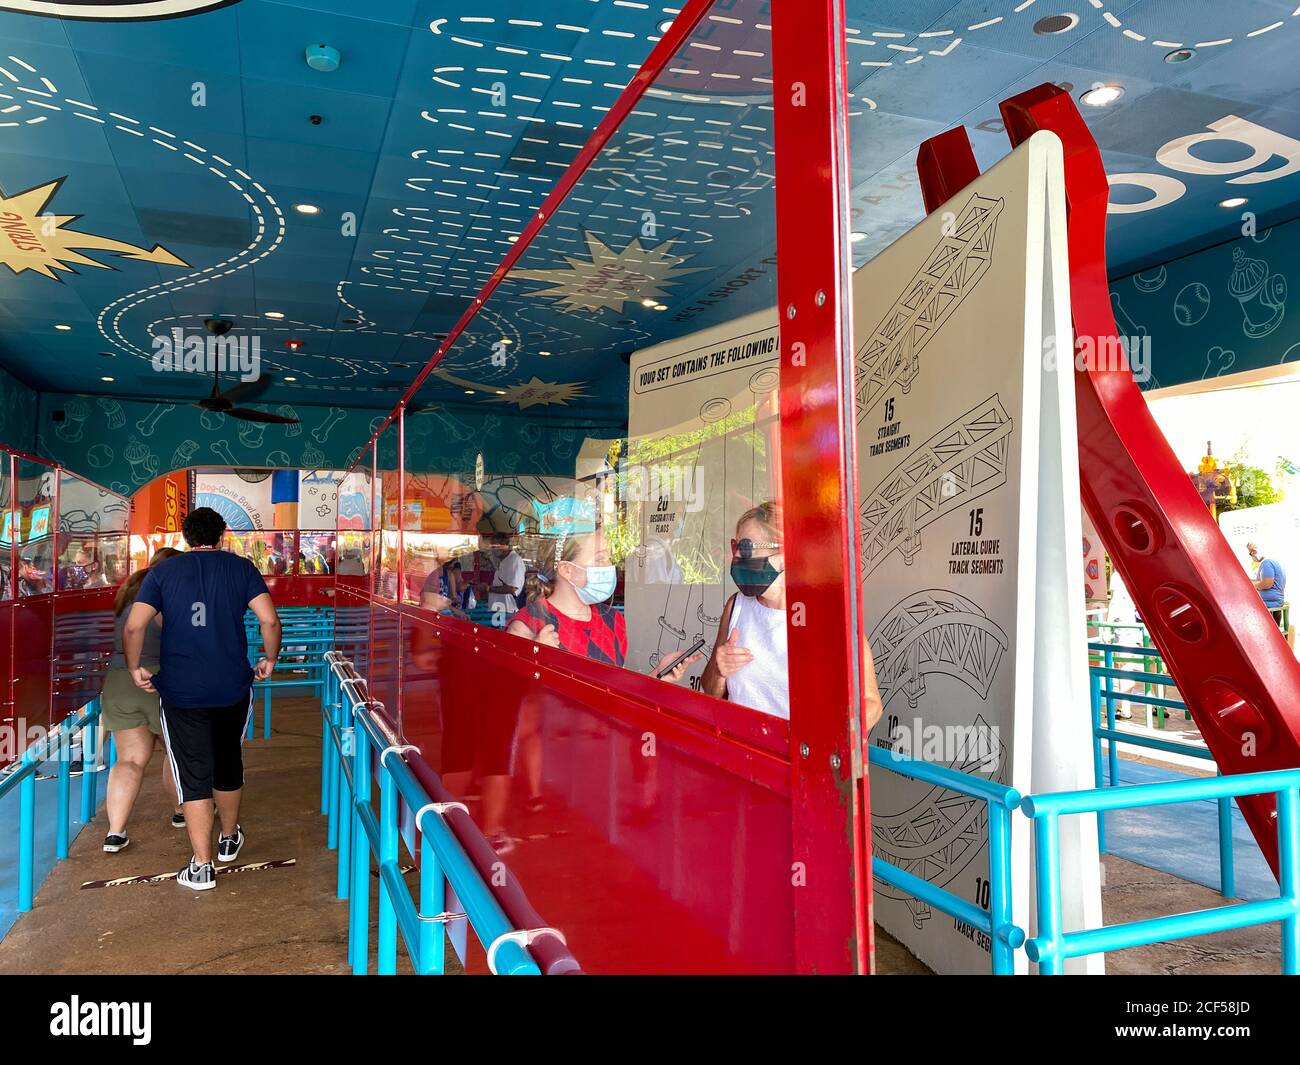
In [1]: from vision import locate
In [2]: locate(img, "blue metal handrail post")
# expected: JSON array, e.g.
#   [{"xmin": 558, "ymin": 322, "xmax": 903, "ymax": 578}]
[
  {"xmin": 320, "ymin": 670, "xmax": 334, "ymax": 816},
  {"xmin": 1217, "ymin": 773, "xmax": 1236, "ymax": 899},
  {"xmin": 1089, "ymin": 670, "xmax": 1106, "ymax": 852},
  {"xmin": 1278, "ymin": 786, "xmax": 1300, "ymax": 973},
  {"xmin": 80, "ymin": 701, "xmax": 98, "ymax": 825},
  {"xmin": 988, "ymin": 801, "xmax": 1015, "ymax": 975},
  {"xmin": 55, "ymin": 727, "xmax": 71, "ymax": 859},
  {"xmin": 378, "ymin": 761, "xmax": 399, "ymax": 975},
  {"xmin": 1031, "ymin": 813, "xmax": 1064, "ymax": 975},
  {"xmin": 18, "ymin": 760, "xmax": 35, "ymax": 912},
  {"xmin": 417, "ymin": 830, "xmax": 445, "ymax": 975},
  {"xmin": 336, "ymin": 698, "xmax": 352, "ymax": 901},
  {"xmin": 349, "ymin": 712, "xmax": 372, "ymax": 974}
]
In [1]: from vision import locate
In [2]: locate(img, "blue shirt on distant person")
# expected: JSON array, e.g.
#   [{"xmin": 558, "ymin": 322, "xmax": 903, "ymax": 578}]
[
  {"xmin": 1258, "ymin": 557, "xmax": 1287, "ymax": 609},
  {"xmin": 136, "ymin": 551, "xmax": 269, "ymax": 708}
]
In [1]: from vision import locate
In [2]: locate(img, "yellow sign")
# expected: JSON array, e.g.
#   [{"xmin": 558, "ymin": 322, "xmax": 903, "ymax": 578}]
[{"xmin": 0, "ymin": 178, "xmax": 189, "ymax": 279}]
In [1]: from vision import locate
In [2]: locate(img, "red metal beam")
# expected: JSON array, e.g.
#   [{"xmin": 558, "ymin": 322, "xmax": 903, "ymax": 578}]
[
  {"xmin": 771, "ymin": 0, "xmax": 871, "ymax": 973},
  {"xmin": 994, "ymin": 85, "xmax": 1300, "ymax": 876}
]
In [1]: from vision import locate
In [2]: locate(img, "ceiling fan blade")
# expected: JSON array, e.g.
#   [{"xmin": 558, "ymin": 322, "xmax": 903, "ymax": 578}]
[
  {"xmin": 222, "ymin": 373, "xmax": 276, "ymax": 403},
  {"xmin": 226, "ymin": 407, "xmax": 300, "ymax": 424}
]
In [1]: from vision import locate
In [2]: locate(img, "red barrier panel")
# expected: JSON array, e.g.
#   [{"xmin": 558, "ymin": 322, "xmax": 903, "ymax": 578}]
[{"xmin": 396, "ymin": 607, "xmax": 794, "ymax": 974}]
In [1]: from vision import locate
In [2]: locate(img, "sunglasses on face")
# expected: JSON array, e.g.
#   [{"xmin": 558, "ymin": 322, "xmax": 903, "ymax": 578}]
[{"xmin": 731, "ymin": 538, "xmax": 781, "ymax": 559}]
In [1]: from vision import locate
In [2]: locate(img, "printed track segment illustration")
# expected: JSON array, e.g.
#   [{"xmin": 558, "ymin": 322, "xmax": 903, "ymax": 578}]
[
  {"xmin": 855, "ymin": 194, "xmax": 1003, "ymax": 421},
  {"xmin": 859, "ymin": 395, "xmax": 1012, "ymax": 576}
]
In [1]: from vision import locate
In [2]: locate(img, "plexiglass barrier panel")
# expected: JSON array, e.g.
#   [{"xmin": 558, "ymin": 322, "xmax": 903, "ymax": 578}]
[
  {"xmin": 378, "ymin": 0, "xmax": 794, "ymax": 972},
  {"xmin": 16, "ymin": 458, "xmax": 54, "ymax": 597},
  {"xmin": 52, "ymin": 471, "xmax": 129, "ymax": 722}
]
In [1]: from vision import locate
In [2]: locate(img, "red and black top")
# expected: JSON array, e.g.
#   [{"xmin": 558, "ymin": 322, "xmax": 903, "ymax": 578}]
[{"xmin": 509, "ymin": 598, "xmax": 627, "ymax": 667}]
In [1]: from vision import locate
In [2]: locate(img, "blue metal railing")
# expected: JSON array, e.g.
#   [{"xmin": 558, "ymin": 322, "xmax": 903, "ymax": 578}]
[
  {"xmin": 867, "ymin": 746, "xmax": 1025, "ymax": 974},
  {"xmin": 1022, "ymin": 769, "xmax": 1300, "ymax": 975},
  {"xmin": 1087, "ymin": 640, "xmax": 1237, "ymax": 897},
  {"xmin": 244, "ymin": 607, "xmax": 334, "ymax": 738},
  {"xmin": 321, "ymin": 653, "xmax": 546, "ymax": 975},
  {"xmin": 0, "ymin": 699, "xmax": 110, "ymax": 912}
]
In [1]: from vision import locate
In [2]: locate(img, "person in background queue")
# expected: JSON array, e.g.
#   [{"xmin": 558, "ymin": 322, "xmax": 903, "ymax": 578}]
[
  {"xmin": 701, "ymin": 501, "xmax": 884, "ymax": 732},
  {"xmin": 1248, "ymin": 540, "xmax": 1287, "ymax": 622},
  {"xmin": 101, "ymin": 546, "xmax": 184, "ymax": 852},
  {"xmin": 123, "ymin": 507, "xmax": 282, "ymax": 891}
]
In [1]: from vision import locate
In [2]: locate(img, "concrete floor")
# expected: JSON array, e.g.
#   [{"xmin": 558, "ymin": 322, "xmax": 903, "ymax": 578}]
[
  {"xmin": 0, "ymin": 695, "xmax": 1281, "ymax": 975},
  {"xmin": 0, "ymin": 695, "xmax": 451, "ymax": 976}
]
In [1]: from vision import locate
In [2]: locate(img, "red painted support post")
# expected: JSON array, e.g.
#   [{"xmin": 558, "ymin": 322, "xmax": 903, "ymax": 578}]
[{"xmin": 771, "ymin": 0, "xmax": 872, "ymax": 973}]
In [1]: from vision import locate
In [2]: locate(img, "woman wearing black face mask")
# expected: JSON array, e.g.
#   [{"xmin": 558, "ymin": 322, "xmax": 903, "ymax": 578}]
[{"xmin": 702, "ymin": 502, "xmax": 883, "ymax": 732}]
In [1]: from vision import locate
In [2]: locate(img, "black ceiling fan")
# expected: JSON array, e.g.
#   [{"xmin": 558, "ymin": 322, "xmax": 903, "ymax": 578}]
[{"xmin": 136, "ymin": 318, "xmax": 300, "ymax": 424}]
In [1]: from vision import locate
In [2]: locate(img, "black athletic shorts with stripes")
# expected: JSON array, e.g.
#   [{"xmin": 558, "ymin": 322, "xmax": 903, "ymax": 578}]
[{"xmin": 159, "ymin": 693, "xmax": 253, "ymax": 803}]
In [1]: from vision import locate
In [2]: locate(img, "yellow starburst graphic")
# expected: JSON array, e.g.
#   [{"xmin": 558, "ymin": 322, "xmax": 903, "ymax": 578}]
[
  {"xmin": 0, "ymin": 177, "xmax": 189, "ymax": 280},
  {"xmin": 512, "ymin": 231, "xmax": 701, "ymax": 314}
]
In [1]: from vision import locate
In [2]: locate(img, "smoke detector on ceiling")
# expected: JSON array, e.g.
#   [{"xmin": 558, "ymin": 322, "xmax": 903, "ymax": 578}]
[{"xmin": 306, "ymin": 44, "xmax": 340, "ymax": 72}]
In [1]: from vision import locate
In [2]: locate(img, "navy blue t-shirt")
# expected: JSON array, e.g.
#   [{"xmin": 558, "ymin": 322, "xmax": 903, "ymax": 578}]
[{"xmin": 136, "ymin": 550, "xmax": 270, "ymax": 708}]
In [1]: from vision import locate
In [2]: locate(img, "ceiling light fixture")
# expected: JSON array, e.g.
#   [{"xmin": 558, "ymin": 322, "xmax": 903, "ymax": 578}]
[
  {"xmin": 100, "ymin": 376, "xmax": 114, "ymax": 382},
  {"xmin": 1080, "ymin": 83, "xmax": 1125, "ymax": 107},
  {"xmin": 285, "ymin": 339, "xmax": 304, "ymax": 350},
  {"xmin": 1219, "ymin": 196, "xmax": 1249, "ymax": 209},
  {"xmin": 284, "ymin": 376, "xmax": 297, "ymax": 382},
  {"xmin": 1165, "ymin": 48, "xmax": 1196, "ymax": 63},
  {"xmin": 653, "ymin": 304, "xmax": 667, "ymax": 311},
  {"xmin": 850, "ymin": 231, "xmax": 868, "ymax": 243},
  {"xmin": 464, "ymin": 389, "xmax": 476, "ymax": 395},
  {"xmin": 641, "ymin": 297, "xmax": 657, "ymax": 307},
  {"xmin": 538, "ymin": 350, "xmax": 552, "ymax": 356},
  {"xmin": 658, "ymin": 19, "xmax": 674, "ymax": 33},
  {"xmin": 305, "ymin": 44, "xmax": 340, "ymax": 73},
  {"xmin": 1033, "ymin": 14, "xmax": 1079, "ymax": 35},
  {"xmin": 265, "ymin": 311, "xmax": 285, "ymax": 320},
  {"xmin": 54, "ymin": 324, "xmax": 71, "ymax": 331},
  {"xmin": 294, "ymin": 203, "xmax": 321, "ymax": 215}
]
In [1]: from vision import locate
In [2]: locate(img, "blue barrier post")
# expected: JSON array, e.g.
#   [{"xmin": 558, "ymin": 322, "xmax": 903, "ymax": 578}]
[
  {"xmin": 1217, "ymin": 775, "xmax": 1236, "ymax": 900},
  {"xmin": 320, "ymin": 671, "xmax": 333, "ymax": 816},
  {"xmin": 988, "ymin": 801, "xmax": 1015, "ymax": 975},
  {"xmin": 263, "ymin": 687, "xmax": 272, "ymax": 739},
  {"xmin": 80, "ymin": 705, "xmax": 97, "ymax": 825},
  {"xmin": 336, "ymin": 702, "xmax": 352, "ymax": 901},
  {"xmin": 1030, "ymin": 812, "xmax": 1064, "ymax": 975},
  {"xmin": 1102, "ymin": 645, "xmax": 1114, "ymax": 723},
  {"xmin": 56, "ymin": 728, "xmax": 71, "ymax": 860},
  {"xmin": 18, "ymin": 762, "xmax": 35, "ymax": 912},
  {"xmin": 1278, "ymin": 786, "xmax": 1300, "ymax": 974},
  {"xmin": 1089, "ymin": 670, "xmax": 1106, "ymax": 853},
  {"xmin": 378, "ymin": 760, "xmax": 398, "ymax": 975},
  {"xmin": 349, "ymin": 715, "xmax": 372, "ymax": 975},
  {"xmin": 417, "ymin": 830, "xmax": 445, "ymax": 975}
]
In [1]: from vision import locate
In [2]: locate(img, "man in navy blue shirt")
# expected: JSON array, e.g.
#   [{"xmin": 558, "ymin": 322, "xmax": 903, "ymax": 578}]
[{"xmin": 124, "ymin": 507, "xmax": 282, "ymax": 891}]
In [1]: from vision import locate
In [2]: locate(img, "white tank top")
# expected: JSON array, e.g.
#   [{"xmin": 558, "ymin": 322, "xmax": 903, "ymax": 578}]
[{"xmin": 725, "ymin": 593, "xmax": 790, "ymax": 720}]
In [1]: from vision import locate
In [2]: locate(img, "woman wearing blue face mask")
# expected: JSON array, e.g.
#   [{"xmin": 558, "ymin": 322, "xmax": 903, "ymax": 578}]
[
  {"xmin": 506, "ymin": 531, "xmax": 628, "ymax": 665},
  {"xmin": 702, "ymin": 501, "xmax": 884, "ymax": 729}
]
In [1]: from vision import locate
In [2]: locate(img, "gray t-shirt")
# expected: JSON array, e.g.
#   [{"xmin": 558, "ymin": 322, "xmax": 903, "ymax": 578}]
[{"xmin": 109, "ymin": 595, "xmax": 161, "ymax": 669}]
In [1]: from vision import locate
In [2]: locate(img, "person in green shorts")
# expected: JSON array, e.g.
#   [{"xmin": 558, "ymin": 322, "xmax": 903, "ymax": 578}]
[{"xmin": 101, "ymin": 547, "xmax": 184, "ymax": 852}]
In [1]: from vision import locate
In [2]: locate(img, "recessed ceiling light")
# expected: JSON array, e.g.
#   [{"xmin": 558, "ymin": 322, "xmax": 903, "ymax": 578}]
[
  {"xmin": 285, "ymin": 339, "xmax": 304, "ymax": 350},
  {"xmin": 464, "ymin": 389, "xmax": 476, "ymax": 395},
  {"xmin": 54, "ymin": 324, "xmax": 71, "ymax": 331},
  {"xmin": 265, "ymin": 311, "xmax": 285, "ymax": 320},
  {"xmin": 538, "ymin": 350, "xmax": 552, "ymax": 356},
  {"xmin": 342, "ymin": 317, "xmax": 361, "ymax": 325},
  {"xmin": 99, "ymin": 351, "xmax": 114, "ymax": 358},
  {"xmin": 294, "ymin": 203, "xmax": 321, "ymax": 215},
  {"xmin": 1033, "ymin": 14, "xmax": 1079, "ymax": 35},
  {"xmin": 495, "ymin": 389, "xmax": 506, "ymax": 395},
  {"xmin": 1081, "ymin": 84, "xmax": 1125, "ymax": 107},
  {"xmin": 1165, "ymin": 48, "xmax": 1196, "ymax": 63},
  {"xmin": 653, "ymin": 304, "xmax": 667, "ymax": 311},
  {"xmin": 284, "ymin": 376, "xmax": 297, "ymax": 382},
  {"xmin": 658, "ymin": 19, "xmax": 674, "ymax": 33},
  {"xmin": 499, "ymin": 337, "xmax": 512, "ymax": 345},
  {"xmin": 850, "ymin": 231, "xmax": 868, "ymax": 243},
  {"xmin": 641, "ymin": 297, "xmax": 657, "ymax": 307},
  {"xmin": 100, "ymin": 376, "xmax": 114, "ymax": 382},
  {"xmin": 1219, "ymin": 197, "xmax": 1249, "ymax": 209}
]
